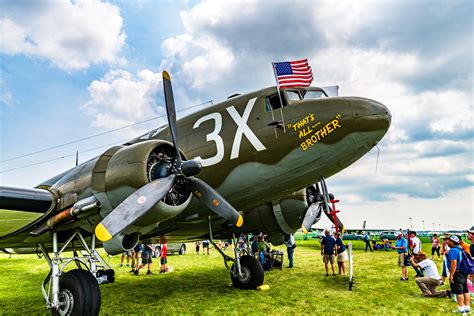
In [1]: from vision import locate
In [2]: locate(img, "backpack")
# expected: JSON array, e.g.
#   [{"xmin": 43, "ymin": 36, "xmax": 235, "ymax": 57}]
[{"xmin": 459, "ymin": 250, "xmax": 474, "ymax": 275}]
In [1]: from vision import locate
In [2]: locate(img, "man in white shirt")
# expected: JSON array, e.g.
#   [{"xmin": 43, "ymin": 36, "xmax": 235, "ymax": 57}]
[
  {"xmin": 409, "ymin": 231, "xmax": 424, "ymax": 277},
  {"xmin": 410, "ymin": 252, "xmax": 451, "ymax": 298}
]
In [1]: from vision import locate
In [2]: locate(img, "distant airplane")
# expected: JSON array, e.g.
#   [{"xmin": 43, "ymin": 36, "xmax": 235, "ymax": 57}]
[{"xmin": 0, "ymin": 71, "xmax": 391, "ymax": 315}]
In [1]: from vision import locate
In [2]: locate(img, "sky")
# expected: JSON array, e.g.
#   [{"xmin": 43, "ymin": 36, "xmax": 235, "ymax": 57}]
[{"xmin": 0, "ymin": 0, "xmax": 472, "ymax": 231}]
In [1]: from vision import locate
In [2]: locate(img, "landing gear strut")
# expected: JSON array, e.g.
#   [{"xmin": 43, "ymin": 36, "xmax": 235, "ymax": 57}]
[
  {"xmin": 207, "ymin": 219, "xmax": 264, "ymax": 289},
  {"xmin": 39, "ymin": 230, "xmax": 112, "ymax": 315}
]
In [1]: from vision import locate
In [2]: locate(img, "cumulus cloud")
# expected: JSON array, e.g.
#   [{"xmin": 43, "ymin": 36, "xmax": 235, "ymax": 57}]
[
  {"xmin": 81, "ymin": 69, "xmax": 164, "ymax": 135},
  {"xmin": 159, "ymin": 0, "xmax": 473, "ymax": 202},
  {"xmin": 0, "ymin": 0, "xmax": 126, "ymax": 71}
]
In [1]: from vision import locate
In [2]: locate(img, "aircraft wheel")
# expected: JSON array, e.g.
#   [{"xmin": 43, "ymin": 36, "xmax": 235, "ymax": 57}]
[
  {"xmin": 179, "ymin": 244, "xmax": 186, "ymax": 255},
  {"xmin": 230, "ymin": 255, "xmax": 264, "ymax": 289},
  {"xmin": 52, "ymin": 269, "xmax": 101, "ymax": 316}
]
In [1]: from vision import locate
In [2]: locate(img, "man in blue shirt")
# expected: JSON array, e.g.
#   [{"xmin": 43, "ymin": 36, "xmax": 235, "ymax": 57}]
[
  {"xmin": 321, "ymin": 229, "xmax": 336, "ymax": 276},
  {"xmin": 392, "ymin": 232, "xmax": 408, "ymax": 281},
  {"xmin": 446, "ymin": 235, "xmax": 470, "ymax": 314}
]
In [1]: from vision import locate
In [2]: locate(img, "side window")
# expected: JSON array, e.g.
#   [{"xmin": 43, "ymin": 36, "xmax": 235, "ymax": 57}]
[{"xmin": 265, "ymin": 92, "xmax": 287, "ymax": 112}]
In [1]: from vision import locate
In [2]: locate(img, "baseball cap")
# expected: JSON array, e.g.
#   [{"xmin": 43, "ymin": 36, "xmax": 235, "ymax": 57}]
[
  {"xmin": 449, "ymin": 235, "xmax": 460, "ymax": 244},
  {"xmin": 395, "ymin": 232, "xmax": 403, "ymax": 237}
]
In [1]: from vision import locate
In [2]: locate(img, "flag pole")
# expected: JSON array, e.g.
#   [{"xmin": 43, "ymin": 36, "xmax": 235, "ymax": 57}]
[{"xmin": 271, "ymin": 62, "xmax": 286, "ymax": 133}]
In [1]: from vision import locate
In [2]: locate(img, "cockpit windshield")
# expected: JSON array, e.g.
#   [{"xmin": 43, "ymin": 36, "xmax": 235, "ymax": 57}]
[
  {"xmin": 301, "ymin": 90, "xmax": 327, "ymax": 99},
  {"xmin": 284, "ymin": 89, "xmax": 328, "ymax": 102}
]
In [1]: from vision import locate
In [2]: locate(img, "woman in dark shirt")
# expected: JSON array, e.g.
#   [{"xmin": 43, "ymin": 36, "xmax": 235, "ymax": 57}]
[{"xmin": 335, "ymin": 232, "xmax": 348, "ymax": 275}]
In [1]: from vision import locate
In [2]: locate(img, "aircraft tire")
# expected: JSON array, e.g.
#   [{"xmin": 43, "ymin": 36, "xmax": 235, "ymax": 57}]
[
  {"xmin": 52, "ymin": 269, "xmax": 101, "ymax": 316},
  {"xmin": 230, "ymin": 255, "xmax": 264, "ymax": 290}
]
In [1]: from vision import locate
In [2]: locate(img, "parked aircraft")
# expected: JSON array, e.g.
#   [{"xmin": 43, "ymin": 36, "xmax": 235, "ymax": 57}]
[{"xmin": 0, "ymin": 71, "xmax": 391, "ymax": 315}]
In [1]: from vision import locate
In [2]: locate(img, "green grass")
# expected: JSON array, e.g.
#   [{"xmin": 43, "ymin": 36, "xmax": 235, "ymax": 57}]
[{"xmin": 0, "ymin": 241, "xmax": 456, "ymax": 315}]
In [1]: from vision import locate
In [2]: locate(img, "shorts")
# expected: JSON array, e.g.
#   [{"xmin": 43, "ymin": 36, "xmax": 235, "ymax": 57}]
[
  {"xmin": 337, "ymin": 250, "xmax": 348, "ymax": 263},
  {"xmin": 122, "ymin": 250, "xmax": 132, "ymax": 256},
  {"xmin": 450, "ymin": 272, "xmax": 468, "ymax": 295},
  {"xmin": 142, "ymin": 253, "xmax": 152, "ymax": 265},
  {"xmin": 398, "ymin": 253, "xmax": 406, "ymax": 267},
  {"xmin": 161, "ymin": 257, "xmax": 167, "ymax": 265},
  {"xmin": 323, "ymin": 254, "xmax": 335, "ymax": 264}
]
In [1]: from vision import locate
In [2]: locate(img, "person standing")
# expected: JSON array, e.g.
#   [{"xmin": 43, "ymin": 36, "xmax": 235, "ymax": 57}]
[
  {"xmin": 141, "ymin": 243, "xmax": 154, "ymax": 275},
  {"xmin": 160, "ymin": 243, "xmax": 168, "ymax": 273},
  {"xmin": 446, "ymin": 235, "xmax": 471, "ymax": 314},
  {"xmin": 409, "ymin": 231, "xmax": 424, "ymax": 277},
  {"xmin": 202, "ymin": 240, "xmax": 210, "ymax": 255},
  {"xmin": 321, "ymin": 229, "xmax": 336, "ymax": 276},
  {"xmin": 195, "ymin": 241, "xmax": 200, "ymax": 255},
  {"xmin": 364, "ymin": 232, "xmax": 373, "ymax": 252},
  {"xmin": 431, "ymin": 234, "xmax": 441, "ymax": 260},
  {"xmin": 285, "ymin": 233, "xmax": 296, "ymax": 268},
  {"xmin": 335, "ymin": 232, "xmax": 347, "ymax": 275},
  {"xmin": 392, "ymin": 232, "xmax": 408, "ymax": 281},
  {"xmin": 410, "ymin": 252, "xmax": 451, "ymax": 298},
  {"xmin": 468, "ymin": 228, "xmax": 474, "ymax": 257}
]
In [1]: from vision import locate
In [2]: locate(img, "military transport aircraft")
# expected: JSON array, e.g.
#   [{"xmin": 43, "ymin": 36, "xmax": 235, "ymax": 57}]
[{"xmin": 0, "ymin": 71, "xmax": 391, "ymax": 315}]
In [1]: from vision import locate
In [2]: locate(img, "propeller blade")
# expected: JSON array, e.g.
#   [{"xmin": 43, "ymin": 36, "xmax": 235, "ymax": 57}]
[
  {"xmin": 301, "ymin": 202, "xmax": 322, "ymax": 234},
  {"xmin": 189, "ymin": 177, "xmax": 243, "ymax": 227},
  {"xmin": 162, "ymin": 71, "xmax": 181, "ymax": 165},
  {"xmin": 95, "ymin": 174, "xmax": 177, "ymax": 242}
]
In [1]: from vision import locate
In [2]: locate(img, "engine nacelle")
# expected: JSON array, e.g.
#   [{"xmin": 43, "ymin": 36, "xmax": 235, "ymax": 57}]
[
  {"xmin": 98, "ymin": 140, "xmax": 192, "ymax": 226},
  {"xmin": 242, "ymin": 190, "xmax": 308, "ymax": 245}
]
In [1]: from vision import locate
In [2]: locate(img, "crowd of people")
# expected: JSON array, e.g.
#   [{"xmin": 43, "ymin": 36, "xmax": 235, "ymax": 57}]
[
  {"xmin": 391, "ymin": 228, "xmax": 474, "ymax": 314},
  {"xmin": 120, "ymin": 242, "xmax": 168, "ymax": 275}
]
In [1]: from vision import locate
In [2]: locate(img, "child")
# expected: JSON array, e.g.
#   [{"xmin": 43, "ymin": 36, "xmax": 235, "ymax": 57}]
[{"xmin": 160, "ymin": 243, "xmax": 168, "ymax": 273}]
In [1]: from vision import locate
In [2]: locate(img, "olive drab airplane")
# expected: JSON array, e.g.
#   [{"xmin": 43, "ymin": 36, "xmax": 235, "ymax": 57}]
[{"xmin": 0, "ymin": 71, "xmax": 391, "ymax": 315}]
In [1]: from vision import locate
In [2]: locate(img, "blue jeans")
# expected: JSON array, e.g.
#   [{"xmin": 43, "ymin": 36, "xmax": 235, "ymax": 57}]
[{"xmin": 287, "ymin": 246, "xmax": 294, "ymax": 268}]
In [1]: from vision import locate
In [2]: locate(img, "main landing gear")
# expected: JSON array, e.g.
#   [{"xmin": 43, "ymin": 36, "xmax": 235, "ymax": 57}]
[
  {"xmin": 208, "ymin": 220, "xmax": 264, "ymax": 290},
  {"xmin": 39, "ymin": 230, "xmax": 113, "ymax": 316}
]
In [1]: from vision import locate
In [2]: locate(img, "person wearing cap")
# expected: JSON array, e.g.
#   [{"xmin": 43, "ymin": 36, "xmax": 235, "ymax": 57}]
[
  {"xmin": 468, "ymin": 228, "xmax": 474, "ymax": 257},
  {"xmin": 446, "ymin": 235, "xmax": 471, "ymax": 314},
  {"xmin": 410, "ymin": 252, "xmax": 451, "ymax": 298},
  {"xmin": 391, "ymin": 232, "xmax": 409, "ymax": 281}
]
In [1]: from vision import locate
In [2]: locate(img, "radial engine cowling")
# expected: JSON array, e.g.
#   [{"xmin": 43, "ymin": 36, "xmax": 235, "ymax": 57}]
[{"xmin": 97, "ymin": 140, "xmax": 192, "ymax": 248}]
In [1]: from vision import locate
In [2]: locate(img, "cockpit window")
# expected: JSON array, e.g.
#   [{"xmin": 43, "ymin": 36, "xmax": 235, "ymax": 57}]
[
  {"xmin": 265, "ymin": 92, "xmax": 287, "ymax": 112},
  {"xmin": 301, "ymin": 90, "xmax": 327, "ymax": 99},
  {"xmin": 286, "ymin": 91, "xmax": 301, "ymax": 101}
]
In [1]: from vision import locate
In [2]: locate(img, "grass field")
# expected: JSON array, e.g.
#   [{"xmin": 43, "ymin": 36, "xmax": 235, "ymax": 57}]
[{"xmin": 0, "ymin": 240, "xmax": 457, "ymax": 315}]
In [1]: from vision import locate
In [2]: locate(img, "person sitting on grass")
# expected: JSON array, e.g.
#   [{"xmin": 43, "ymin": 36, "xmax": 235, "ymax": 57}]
[
  {"xmin": 410, "ymin": 252, "xmax": 451, "ymax": 298},
  {"xmin": 321, "ymin": 229, "xmax": 336, "ymax": 276},
  {"xmin": 391, "ymin": 232, "xmax": 408, "ymax": 281}
]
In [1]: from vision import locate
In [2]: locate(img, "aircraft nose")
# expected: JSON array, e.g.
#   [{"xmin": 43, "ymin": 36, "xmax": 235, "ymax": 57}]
[{"xmin": 351, "ymin": 97, "xmax": 391, "ymax": 132}]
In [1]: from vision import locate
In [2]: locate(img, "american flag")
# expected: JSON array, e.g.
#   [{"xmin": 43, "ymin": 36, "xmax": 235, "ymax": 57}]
[{"xmin": 273, "ymin": 59, "xmax": 313, "ymax": 88}]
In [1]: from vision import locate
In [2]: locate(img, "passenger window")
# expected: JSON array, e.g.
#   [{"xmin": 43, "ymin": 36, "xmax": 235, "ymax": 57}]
[{"xmin": 265, "ymin": 92, "xmax": 287, "ymax": 112}]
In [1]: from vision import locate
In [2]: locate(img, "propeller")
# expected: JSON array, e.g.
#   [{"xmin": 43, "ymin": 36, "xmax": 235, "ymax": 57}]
[
  {"xmin": 95, "ymin": 71, "xmax": 243, "ymax": 242},
  {"xmin": 301, "ymin": 202, "xmax": 322, "ymax": 234},
  {"xmin": 301, "ymin": 181, "xmax": 345, "ymax": 234}
]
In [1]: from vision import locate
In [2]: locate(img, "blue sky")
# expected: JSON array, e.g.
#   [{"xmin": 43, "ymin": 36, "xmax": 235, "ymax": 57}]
[{"xmin": 0, "ymin": 0, "xmax": 472, "ymax": 230}]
